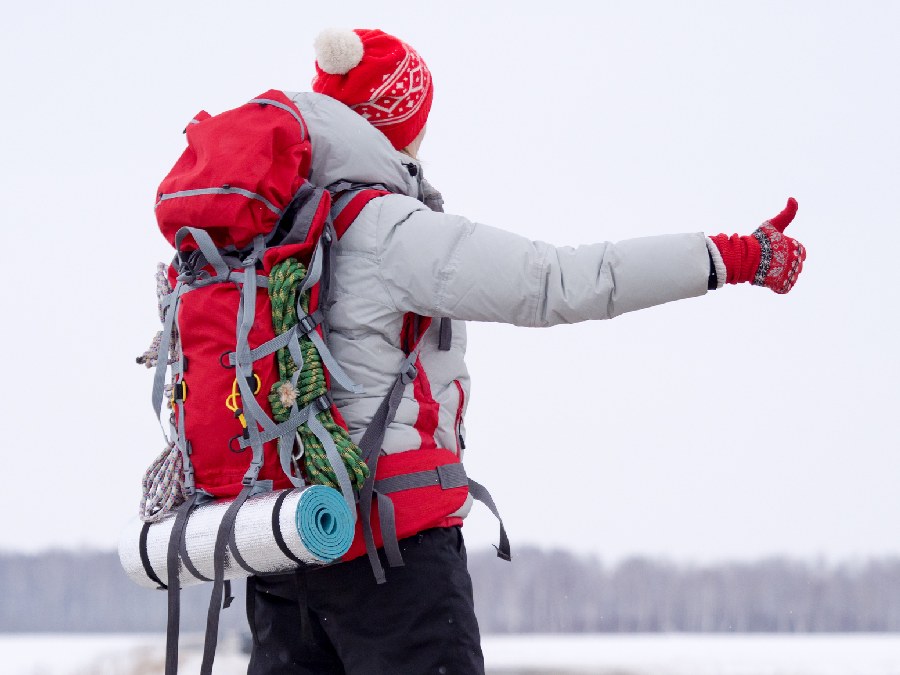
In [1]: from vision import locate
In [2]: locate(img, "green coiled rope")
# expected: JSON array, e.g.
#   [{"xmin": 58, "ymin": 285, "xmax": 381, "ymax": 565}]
[{"xmin": 267, "ymin": 258, "xmax": 368, "ymax": 491}]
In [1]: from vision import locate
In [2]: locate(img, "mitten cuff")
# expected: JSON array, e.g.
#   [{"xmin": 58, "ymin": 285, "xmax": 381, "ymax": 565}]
[
  {"xmin": 709, "ymin": 233, "xmax": 762, "ymax": 285},
  {"xmin": 705, "ymin": 237, "xmax": 726, "ymax": 289}
]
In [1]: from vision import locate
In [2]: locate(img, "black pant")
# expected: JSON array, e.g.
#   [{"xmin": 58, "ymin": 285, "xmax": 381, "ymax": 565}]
[{"xmin": 246, "ymin": 527, "xmax": 484, "ymax": 675}]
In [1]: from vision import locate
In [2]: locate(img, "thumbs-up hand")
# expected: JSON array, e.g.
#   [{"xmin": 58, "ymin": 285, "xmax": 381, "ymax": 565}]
[{"xmin": 709, "ymin": 198, "xmax": 807, "ymax": 294}]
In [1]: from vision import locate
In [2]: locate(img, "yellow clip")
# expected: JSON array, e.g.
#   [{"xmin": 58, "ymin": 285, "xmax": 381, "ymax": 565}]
[
  {"xmin": 225, "ymin": 374, "xmax": 262, "ymax": 413},
  {"xmin": 170, "ymin": 380, "xmax": 187, "ymax": 405}
]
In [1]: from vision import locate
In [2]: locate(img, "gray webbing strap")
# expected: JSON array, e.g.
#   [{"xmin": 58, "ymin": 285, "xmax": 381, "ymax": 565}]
[
  {"xmin": 174, "ymin": 227, "xmax": 230, "ymax": 279},
  {"xmin": 320, "ymin": 222, "xmax": 336, "ymax": 317},
  {"xmin": 358, "ymin": 350, "xmax": 419, "ymax": 463},
  {"xmin": 139, "ymin": 522, "xmax": 166, "ymax": 590},
  {"xmin": 370, "ymin": 464, "xmax": 468, "ymax": 570},
  {"xmin": 178, "ymin": 530, "xmax": 212, "ymax": 582},
  {"xmin": 233, "ymin": 237, "xmax": 277, "ymax": 449},
  {"xmin": 308, "ymin": 413, "xmax": 357, "ymax": 521},
  {"xmin": 199, "ymin": 485, "xmax": 252, "ymax": 675},
  {"xmin": 151, "ymin": 280, "xmax": 184, "ymax": 424},
  {"xmin": 164, "ymin": 492, "xmax": 199, "ymax": 675},
  {"xmin": 327, "ymin": 181, "xmax": 390, "ymax": 197},
  {"xmin": 175, "ymin": 401, "xmax": 193, "ymax": 494},
  {"xmin": 330, "ymin": 190, "xmax": 357, "ymax": 215},
  {"xmin": 375, "ymin": 491, "xmax": 403, "ymax": 567},
  {"xmin": 278, "ymin": 431, "xmax": 306, "ymax": 489},
  {"xmin": 357, "ymin": 350, "xmax": 421, "ymax": 583},
  {"xmin": 438, "ymin": 317, "xmax": 453, "ymax": 351},
  {"xmin": 228, "ymin": 525, "xmax": 264, "ymax": 576},
  {"xmin": 159, "ymin": 187, "xmax": 283, "ymax": 218},
  {"xmin": 248, "ymin": 98, "xmax": 307, "ymax": 139},
  {"xmin": 308, "ymin": 330, "xmax": 364, "ymax": 394},
  {"xmin": 232, "ymin": 237, "xmax": 272, "ymax": 486},
  {"xmin": 272, "ymin": 489, "xmax": 305, "ymax": 565},
  {"xmin": 177, "ymin": 271, "xmax": 268, "ymax": 294},
  {"xmin": 239, "ymin": 402, "xmax": 314, "ymax": 448},
  {"xmin": 276, "ymin": 366, "xmax": 309, "ymax": 489},
  {"xmin": 468, "ymin": 479, "xmax": 512, "ymax": 561},
  {"xmin": 222, "ymin": 309, "xmax": 324, "ymax": 368},
  {"xmin": 276, "ymin": 370, "xmax": 309, "ymax": 489},
  {"xmin": 224, "ymin": 321, "xmax": 299, "ymax": 367},
  {"xmin": 374, "ymin": 463, "xmax": 468, "ymax": 494},
  {"xmin": 298, "ymin": 236, "xmax": 324, "ymax": 296},
  {"xmin": 286, "ymin": 328, "xmax": 305, "ymax": 374},
  {"xmin": 279, "ymin": 183, "xmax": 321, "ymax": 245}
]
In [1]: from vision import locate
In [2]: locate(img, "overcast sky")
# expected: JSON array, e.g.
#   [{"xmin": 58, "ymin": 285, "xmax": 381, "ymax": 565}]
[{"xmin": 1, "ymin": 0, "xmax": 897, "ymax": 564}]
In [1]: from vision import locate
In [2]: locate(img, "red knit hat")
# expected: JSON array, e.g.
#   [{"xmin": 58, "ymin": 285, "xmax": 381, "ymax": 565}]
[{"xmin": 312, "ymin": 28, "xmax": 433, "ymax": 151}]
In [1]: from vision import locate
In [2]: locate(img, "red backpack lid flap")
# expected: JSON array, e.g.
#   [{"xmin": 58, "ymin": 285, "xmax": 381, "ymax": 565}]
[{"xmin": 156, "ymin": 90, "xmax": 311, "ymax": 251}]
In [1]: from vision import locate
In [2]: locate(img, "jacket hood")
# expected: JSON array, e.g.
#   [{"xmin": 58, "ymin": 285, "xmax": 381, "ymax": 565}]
[{"xmin": 288, "ymin": 91, "xmax": 420, "ymax": 198}]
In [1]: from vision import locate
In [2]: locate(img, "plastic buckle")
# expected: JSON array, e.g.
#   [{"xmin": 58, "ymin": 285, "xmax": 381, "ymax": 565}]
[
  {"xmin": 298, "ymin": 313, "xmax": 318, "ymax": 335},
  {"xmin": 171, "ymin": 380, "xmax": 187, "ymax": 403},
  {"xmin": 183, "ymin": 464, "xmax": 196, "ymax": 491},
  {"xmin": 313, "ymin": 394, "xmax": 331, "ymax": 413},
  {"xmin": 242, "ymin": 461, "xmax": 262, "ymax": 486},
  {"xmin": 401, "ymin": 362, "xmax": 418, "ymax": 385}
]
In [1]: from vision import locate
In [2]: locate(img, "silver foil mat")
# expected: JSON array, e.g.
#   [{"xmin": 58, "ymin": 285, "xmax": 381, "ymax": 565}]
[{"xmin": 119, "ymin": 489, "xmax": 334, "ymax": 589}]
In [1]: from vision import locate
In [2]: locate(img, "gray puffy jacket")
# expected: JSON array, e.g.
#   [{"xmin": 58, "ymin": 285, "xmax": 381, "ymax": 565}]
[{"xmin": 290, "ymin": 92, "xmax": 710, "ymax": 517}]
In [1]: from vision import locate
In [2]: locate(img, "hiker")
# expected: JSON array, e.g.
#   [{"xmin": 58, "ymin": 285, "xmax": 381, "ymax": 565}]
[{"xmin": 243, "ymin": 27, "xmax": 807, "ymax": 675}]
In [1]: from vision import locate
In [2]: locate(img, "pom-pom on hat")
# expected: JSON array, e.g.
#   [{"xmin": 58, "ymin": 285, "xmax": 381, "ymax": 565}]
[{"xmin": 312, "ymin": 28, "xmax": 433, "ymax": 151}]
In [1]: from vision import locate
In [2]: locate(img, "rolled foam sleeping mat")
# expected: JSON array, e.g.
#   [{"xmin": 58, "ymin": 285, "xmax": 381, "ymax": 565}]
[{"xmin": 118, "ymin": 485, "xmax": 354, "ymax": 589}]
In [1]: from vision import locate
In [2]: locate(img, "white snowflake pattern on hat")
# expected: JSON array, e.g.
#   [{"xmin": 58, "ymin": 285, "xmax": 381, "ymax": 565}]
[{"xmin": 351, "ymin": 47, "xmax": 431, "ymax": 128}]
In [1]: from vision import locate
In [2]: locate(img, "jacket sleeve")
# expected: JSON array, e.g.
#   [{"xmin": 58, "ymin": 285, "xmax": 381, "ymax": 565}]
[{"xmin": 374, "ymin": 195, "xmax": 711, "ymax": 327}]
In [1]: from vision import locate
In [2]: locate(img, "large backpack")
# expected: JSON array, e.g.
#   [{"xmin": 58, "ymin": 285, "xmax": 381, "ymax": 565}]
[{"xmin": 131, "ymin": 90, "xmax": 509, "ymax": 674}]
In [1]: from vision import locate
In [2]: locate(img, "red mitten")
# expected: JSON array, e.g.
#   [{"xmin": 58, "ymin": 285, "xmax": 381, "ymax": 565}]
[{"xmin": 710, "ymin": 198, "xmax": 807, "ymax": 294}]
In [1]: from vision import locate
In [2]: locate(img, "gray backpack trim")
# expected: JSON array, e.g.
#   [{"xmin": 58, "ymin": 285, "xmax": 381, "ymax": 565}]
[
  {"xmin": 248, "ymin": 97, "xmax": 308, "ymax": 140},
  {"xmin": 157, "ymin": 187, "xmax": 284, "ymax": 218}
]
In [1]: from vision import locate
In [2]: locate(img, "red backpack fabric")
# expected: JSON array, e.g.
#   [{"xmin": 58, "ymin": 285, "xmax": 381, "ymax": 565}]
[
  {"xmin": 156, "ymin": 90, "xmax": 312, "ymax": 250},
  {"xmin": 155, "ymin": 90, "xmax": 336, "ymax": 498}
]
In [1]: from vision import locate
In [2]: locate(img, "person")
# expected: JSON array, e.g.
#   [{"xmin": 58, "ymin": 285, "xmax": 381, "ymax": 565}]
[{"xmin": 245, "ymin": 28, "xmax": 807, "ymax": 675}]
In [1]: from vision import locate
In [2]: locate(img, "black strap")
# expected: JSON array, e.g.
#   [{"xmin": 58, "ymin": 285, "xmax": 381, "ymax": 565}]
[
  {"xmin": 223, "ymin": 580, "xmax": 234, "ymax": 610},
  {"xmin": 199, "ymin": 485, "xmax": 253, "ymax": 675},
  {"xmin": 164, "ymin": 492, "xmax": 200, "ymax": 675},
  {"xmin": 468, "ymin": 479, "xmax": 512, "ymax": 562},
  {"xmin": 179, "ymin": 529, "xmax": 213, "ymax": 582},
  {"xmin": 438, "ymin": 317, "xmax": 452, "ymax": 351},
  {"xmin": 272, "ymin": 488, "xmax": 305, "ymax": 565},
  {"xmin": 375, "ymin": 490, "xmax": 403, "ymax": 568},
  {"xmin": 375, "ymin": 464, "xmax": 468, "ymax": 494},
  {"xmin": 139, "ymin": 521, "xmax": 166, "ymax": 589},
  {"xmin": 228, "ymin": 522, "xmax": 263, "ymax": 576},
  {"xmin": 357, "ymin": 370, "xmax": 411, "ymax": 584}
]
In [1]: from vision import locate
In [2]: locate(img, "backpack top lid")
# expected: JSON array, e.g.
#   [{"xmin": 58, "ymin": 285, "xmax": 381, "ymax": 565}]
[{"xmin": 155, "ymin": 90, "xmax": 312, "ymax": 251}]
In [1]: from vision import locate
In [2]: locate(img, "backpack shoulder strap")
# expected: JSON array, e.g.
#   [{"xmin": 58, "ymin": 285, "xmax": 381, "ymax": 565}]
[{"xmin": 331, "ymin": 189, "xmax": 391, "ymax": 240}]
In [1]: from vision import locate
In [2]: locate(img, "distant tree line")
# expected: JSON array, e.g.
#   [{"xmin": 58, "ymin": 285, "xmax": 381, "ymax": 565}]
[
  {"xmin": 2, "ymin": 548, "xmax": 899, "ymax": 633},
  {"xmin": 469, "ymin": 548, "xmax": 900, "ymax": 632}
]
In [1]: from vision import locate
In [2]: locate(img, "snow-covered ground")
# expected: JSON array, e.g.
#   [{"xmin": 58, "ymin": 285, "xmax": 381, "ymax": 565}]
[{"xmin": 2, "ymin": 633, "xmax": 900, "ymax": 674}]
